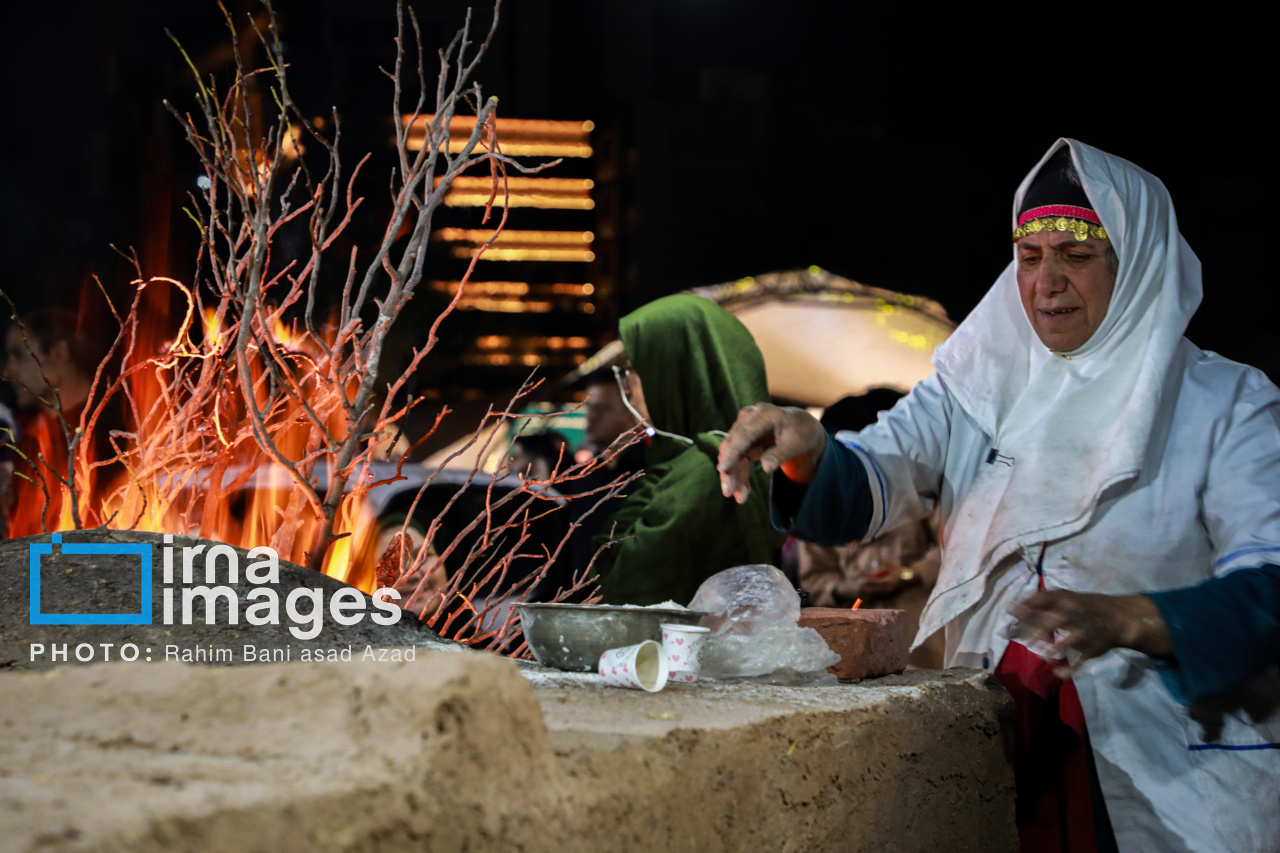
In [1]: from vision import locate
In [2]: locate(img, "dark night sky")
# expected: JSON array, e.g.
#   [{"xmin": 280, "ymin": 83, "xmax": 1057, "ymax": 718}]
[{"xmin": 2, "ymin": 2, "xmax": 1273, "ymax": 381}]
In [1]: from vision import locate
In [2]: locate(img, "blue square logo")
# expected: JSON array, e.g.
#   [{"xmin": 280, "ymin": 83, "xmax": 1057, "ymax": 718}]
[{"xmin": 29, "ymin": 534, "xmax": 153, "ymax": 625}]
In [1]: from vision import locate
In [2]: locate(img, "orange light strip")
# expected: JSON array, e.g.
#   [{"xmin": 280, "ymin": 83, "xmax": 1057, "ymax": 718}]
[
  {"xmin": 453, "ymin": 299, "xmax": 594, "ymax": 314},
  {"xmin": 461, "ymin": 353, "xmax": 577, "ymax": 365},
  {"xmin": 400, "ymin": 116, "xmax": 593, "ymax": 158},
  {"xmin": 402, "ymin": 116, "xmax": 594, "ymax": 138},
  {"xmin": 464, "ymin": 353, "xmax": 514, "ymax": 365},
  {"xmin": 430, "ymin": 280, "xmax": 530, "ymax": 295},
  {"xmin": 450, "ymin": 248, "xmax": 594, "ymax": 262},
  {"xmin": 429, "ymin": 280, "xmax": 595, "ymax": 296},
  {"xmin": 403, "ymin": 140, "xmax": 592, "ymax": 157},
  {"xmin": 439, "ymin": 177, "xmax": 595, "ymax": 191},
  {"xmin": 442, "ymin": 193, "xmax": 594, "ymax": 210},
  {"xmin": 456, "ymin": 298, "xmax": 554, "ymax": 313},
  {"xmin": 434, "ymin": 229, "xmax": 596, "ymax": 262},
  {"xmin": 550, "ymin": 283, "xmax": 594, "ymax": 295},
  {"xmin": 435, "ymin": 228, "xmax": 594, "ymax": 246},
  {"xmin": 469, "ymin": 335, "xmax": 593, "ymax": 351}
]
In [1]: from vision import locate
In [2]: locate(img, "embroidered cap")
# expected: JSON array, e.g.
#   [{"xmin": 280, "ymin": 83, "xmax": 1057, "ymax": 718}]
[{"xmin": 1012, "ymin": 147, "xmax": 1109, "ymax": 242}]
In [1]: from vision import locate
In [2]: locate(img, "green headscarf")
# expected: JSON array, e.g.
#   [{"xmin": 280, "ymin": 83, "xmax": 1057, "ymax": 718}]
[{"xmin": 593, "ymin": 295, "xmax": 784, "ymax": 605}]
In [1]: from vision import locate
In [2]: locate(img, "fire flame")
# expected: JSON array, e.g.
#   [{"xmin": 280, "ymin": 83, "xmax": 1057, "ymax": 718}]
[{"xmin": 9, "ymin": 288, "xmax": 381, "ymax": 591}]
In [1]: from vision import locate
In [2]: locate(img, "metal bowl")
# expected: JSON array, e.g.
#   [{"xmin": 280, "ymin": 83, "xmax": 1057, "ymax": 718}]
[{"xmin": 517, "ymin": 603, "xmax": 710, "ymax": 672}]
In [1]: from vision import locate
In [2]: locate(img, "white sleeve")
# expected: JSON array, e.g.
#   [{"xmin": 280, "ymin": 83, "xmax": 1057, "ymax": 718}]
[
  {"xmin": 836, "ymin": 372, "xmax": 954, "ymax": 540},
  {"xmin": 1204, "ymin": 376, "xmax": 1280, "ymax": 574}
]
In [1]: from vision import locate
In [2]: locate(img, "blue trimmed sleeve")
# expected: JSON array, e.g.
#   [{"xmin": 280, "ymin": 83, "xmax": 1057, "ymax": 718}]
[
  {"xmin": 1145, "ymin": 565, "xmax": 1280, "ymax": 704},
  {"xmin": 769, "ymin": 433, "xmax": 874, "ymax": 546}
]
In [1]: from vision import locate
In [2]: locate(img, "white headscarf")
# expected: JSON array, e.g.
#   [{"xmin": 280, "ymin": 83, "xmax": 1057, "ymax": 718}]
[{"xmin": 918, "ymin": 139, "xmax": 1203, "ymax": 641}]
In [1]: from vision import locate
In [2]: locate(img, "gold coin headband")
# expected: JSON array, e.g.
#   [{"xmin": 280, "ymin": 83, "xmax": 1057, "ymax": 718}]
[{"xmin": 1012, "ymin": 204, "xmax": 1108, "ymax": 242}]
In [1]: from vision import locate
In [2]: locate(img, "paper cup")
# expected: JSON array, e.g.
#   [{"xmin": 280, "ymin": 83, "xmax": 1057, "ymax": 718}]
[
  {"xmin": 661, "ymin": 623, "xmax": 710, "ymax": 681},
  {"xmin": 598, "ymin": 640, "xmax": 668, "ymax": 692}
]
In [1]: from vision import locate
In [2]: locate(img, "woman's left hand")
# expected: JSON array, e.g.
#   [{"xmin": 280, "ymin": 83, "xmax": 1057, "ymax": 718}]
[{"xmin": 1008, "ymin": 590, "xmax": 1174, "ymax": 677}]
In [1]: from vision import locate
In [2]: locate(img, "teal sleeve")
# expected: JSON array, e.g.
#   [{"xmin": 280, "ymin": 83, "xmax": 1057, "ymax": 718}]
[
  {"xmin": 1146, "ymin": 565, "xmax": 1280, "ymax": 704},
  {"xmin": 769, "ymin": 433, "xmax": 873, "ymax": 545}
]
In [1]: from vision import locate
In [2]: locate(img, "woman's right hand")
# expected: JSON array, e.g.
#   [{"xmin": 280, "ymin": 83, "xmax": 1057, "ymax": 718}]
[{"xmin": 717, "ymin": 404, "xmax": 827, "ymax": 503}]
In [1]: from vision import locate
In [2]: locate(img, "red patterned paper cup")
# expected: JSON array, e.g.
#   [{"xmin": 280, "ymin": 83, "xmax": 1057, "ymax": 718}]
[
  {"xmin": 597, "ymin": 640, "xmax": 669, "ymax": 692},
  {"xmin": 661, "ymin": 623, "xmax": 710, "ymax": 682}
]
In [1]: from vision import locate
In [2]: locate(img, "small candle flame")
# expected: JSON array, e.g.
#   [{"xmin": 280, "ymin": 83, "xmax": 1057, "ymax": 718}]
[{"xmin": 851, "ymin": 598, "xmax": 862, "ymax": 611}]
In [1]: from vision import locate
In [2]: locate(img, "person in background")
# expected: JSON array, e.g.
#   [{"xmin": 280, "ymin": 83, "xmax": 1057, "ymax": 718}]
[
  {"xmin": 1, "ymin": 308, "xmax": 104, "ymax": 538},
  {"xmin": 0, "ymin": 394, "xmax": 17, "ymax": 538},
  {"xmin": 592, "ymin": 294, "xmax": 785, "ymax": 605},
  {"xmin": 797, "ymin": 388, "xmax": 943, "ymax": 668},
  {"xmin": 580, "ymin": 368, "xmax": 640, "ymax": 458},
  {"xmin": 507, "ymin": 429, "xmax": 570, "ymax": 481},
  {"xmin": 553, "ymin": 369, "xmax": 647, "ymax": 591}
]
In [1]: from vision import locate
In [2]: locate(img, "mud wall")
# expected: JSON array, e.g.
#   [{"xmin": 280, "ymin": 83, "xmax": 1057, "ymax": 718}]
[{"xmin": 0, "ymin": 653, "xmax": 1016, "ymax": 852}]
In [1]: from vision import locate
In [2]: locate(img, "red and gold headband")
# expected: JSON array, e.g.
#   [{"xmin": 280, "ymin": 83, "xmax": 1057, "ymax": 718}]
[{"xmin": 1012, "ymin": 204, "xmax": 1108, "ymax": 242}]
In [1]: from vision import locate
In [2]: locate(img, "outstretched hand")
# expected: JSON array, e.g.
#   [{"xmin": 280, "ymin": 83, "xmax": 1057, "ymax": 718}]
[
  {"xmin": 716, "ymin": 404, "xmax": 826, "ymax": 504},
  {"xmin": 1008, "ymin": 589, "xmax": 1173, "ymax": 678}
]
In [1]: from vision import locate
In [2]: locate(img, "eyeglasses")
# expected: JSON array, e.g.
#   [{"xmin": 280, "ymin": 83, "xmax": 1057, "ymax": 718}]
[{"xmin": 609, "ymin": 361, "xmax": 718, "ymax": 447}]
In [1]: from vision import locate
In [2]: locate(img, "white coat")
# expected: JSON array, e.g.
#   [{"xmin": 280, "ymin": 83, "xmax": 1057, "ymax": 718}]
[{"xmin": 844, "ymin": 337, "xmax": 1280, "ymax": 852}]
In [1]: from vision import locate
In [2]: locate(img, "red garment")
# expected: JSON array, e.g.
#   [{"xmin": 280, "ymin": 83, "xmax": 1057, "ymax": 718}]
[{"xmin": 996, "ymin": 642, "xmax": 1100, "ymax": 853}]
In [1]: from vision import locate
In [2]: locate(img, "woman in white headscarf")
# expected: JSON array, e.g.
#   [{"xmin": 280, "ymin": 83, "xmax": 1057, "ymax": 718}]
[{"xmin": 717, "ymin": 139, "xmax": 1280, "ymax": 852}]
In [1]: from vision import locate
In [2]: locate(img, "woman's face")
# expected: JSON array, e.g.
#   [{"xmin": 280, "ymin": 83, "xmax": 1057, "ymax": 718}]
[
  {"xmin": 622, "ymin": 365, "xmax": 649, "ymax": 422},
  {"xmin": 1015, "ymin": 231, "xmax": 1117, "ymax": 352},
  {"xmin": 3, "ymin": 326, "xmax": 52, "ymax": 410}
]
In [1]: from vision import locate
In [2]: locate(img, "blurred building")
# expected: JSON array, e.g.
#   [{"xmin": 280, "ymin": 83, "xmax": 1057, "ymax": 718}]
[
  {"xmin": 410, "ymin": 115, "xmax": 614, "ymax": 394},
  {"xmin": 2, "ymin": 0, "xmax": 1273, "ymax": 401}
]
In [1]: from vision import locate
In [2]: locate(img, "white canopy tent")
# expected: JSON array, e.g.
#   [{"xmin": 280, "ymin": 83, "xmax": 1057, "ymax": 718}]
[{"xmin": 571, "ymin": 267, "xmax": 954, "ymax": 406}]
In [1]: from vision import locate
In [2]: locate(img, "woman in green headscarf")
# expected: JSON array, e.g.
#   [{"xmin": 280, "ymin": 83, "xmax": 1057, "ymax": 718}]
[{"xmin": 593, "ymin": 294, "xmax": 785, "ymax": 605}]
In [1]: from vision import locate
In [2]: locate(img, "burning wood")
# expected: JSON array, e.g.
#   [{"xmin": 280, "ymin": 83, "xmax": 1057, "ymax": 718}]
[{"xmin": 375, "ymin": 532, "xmax": 410, "ymax": 593}]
